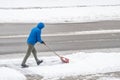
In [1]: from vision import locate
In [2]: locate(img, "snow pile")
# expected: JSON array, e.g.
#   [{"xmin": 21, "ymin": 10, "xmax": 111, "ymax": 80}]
[
  {"xmin": 24, "ymin": 52, "xmax": 120, "ymax": 79},
  {"xmin": 0, "ymin": 67, "xmax": 26, "ymax": 80}
]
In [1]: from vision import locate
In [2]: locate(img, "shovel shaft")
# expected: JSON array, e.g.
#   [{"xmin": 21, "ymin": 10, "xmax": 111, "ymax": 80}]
[
  {"xmin": 44, "ymin": 44, "xmax": 69, "ymax": 63},
  {"xmin": 45, "ymin": 45, "xmax": 61, "ymax": 58}
]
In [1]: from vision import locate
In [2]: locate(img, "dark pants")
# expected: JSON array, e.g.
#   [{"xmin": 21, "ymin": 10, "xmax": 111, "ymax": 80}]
[{"xmin": 22, "ymin": 44, "xmax": 39, "ymax": 65}]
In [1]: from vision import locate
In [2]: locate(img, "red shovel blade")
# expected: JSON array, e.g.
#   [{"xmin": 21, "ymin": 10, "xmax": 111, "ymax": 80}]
[{"xmin": 60, "ymin": 57, "xmax": 69, "ymax": 63}]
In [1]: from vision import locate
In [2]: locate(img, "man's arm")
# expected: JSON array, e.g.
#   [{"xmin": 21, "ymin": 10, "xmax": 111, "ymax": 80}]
[
  {"xmin": 37, "ymin": 30, "xmax": 43, "ymax": 43},
  {"xmin": 36, "ymin": 30, "xmax": 46, "ymax": 45}
]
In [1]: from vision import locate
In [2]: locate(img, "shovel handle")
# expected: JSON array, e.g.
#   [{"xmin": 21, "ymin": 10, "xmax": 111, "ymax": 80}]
[{"xmin": 44, "ymin": 44, "xmax": 61, "ymax": 58}]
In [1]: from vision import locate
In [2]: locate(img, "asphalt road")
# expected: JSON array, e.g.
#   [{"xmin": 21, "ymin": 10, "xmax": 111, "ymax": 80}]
[{"xmin": 0, "ymin": 20, "xmax": 120, "ymax": 55}]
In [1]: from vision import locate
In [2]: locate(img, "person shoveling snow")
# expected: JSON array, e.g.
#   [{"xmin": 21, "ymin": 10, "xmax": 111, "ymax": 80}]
[
  {"xmin": 21, "ymin": 22, "xmax": 69, "ymax": 68},
  {"xmin": 21, "ymin": 22, "xmax": 46, "ymax": 68}
]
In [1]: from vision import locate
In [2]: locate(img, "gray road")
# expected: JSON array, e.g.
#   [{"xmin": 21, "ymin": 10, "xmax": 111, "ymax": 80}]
[{"xmin": 0, "ymin": 20, "xmax": 120, "ymax": 55}]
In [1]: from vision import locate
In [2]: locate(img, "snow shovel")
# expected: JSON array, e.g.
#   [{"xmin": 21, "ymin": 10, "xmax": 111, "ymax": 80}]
[{"xmin": 44, "ymin": 44, "xmax": 69, "ymax": 63}]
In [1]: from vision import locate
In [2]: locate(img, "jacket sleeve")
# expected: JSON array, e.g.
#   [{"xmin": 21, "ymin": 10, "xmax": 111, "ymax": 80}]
[{"xmin": 37, "ymin": 30, "xmax": 43, "ymax": 43}]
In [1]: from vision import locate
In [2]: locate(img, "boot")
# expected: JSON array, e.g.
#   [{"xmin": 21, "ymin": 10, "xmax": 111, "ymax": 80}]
[
  {"xmin": 37, "ymin": 60, "xmax": 43, "ymax": 65},
  {"xmin": 21, "ymin": 64, "xmax": 29, "ymax": 68}
]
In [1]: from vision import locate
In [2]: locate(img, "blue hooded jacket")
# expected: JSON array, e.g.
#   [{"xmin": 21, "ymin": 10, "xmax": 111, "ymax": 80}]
[{"xmin": 27, "ymin": 22, "xmax": 45, "ymax": 45}]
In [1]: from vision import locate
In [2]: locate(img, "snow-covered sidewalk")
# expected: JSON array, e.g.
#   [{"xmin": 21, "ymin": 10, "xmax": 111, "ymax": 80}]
[{"xmin": 1, "ymin": 48, "xmax": 120, "ymax": 80}]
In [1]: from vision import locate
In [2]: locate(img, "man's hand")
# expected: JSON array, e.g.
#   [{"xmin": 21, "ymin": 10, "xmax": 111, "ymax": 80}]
[{"xmin": 41, "ymin": 41, "xmax": 46, "ymax": 45}]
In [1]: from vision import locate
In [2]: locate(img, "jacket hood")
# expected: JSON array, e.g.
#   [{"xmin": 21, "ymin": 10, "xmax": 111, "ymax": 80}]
[{"xmin": 37, "ymin": 22, "xmax": 45, "ymax": 29}]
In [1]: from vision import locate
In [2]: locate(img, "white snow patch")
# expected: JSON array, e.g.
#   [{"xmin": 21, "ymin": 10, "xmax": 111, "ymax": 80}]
[
  {"xmin": 0, "ymin": 0, "xmax": 119, "ymax": 8},
  {"xmin": 1, "ymin": 51, "xmax": 120, "ymax": 80},
  {"xmin": 97, "ymin": 77, "xmax": 120, "ymax": 80},
  {"xmin": 0, "ymin": 0, "xmax": 120, "ymax": 23},
  {"xmin": 0, "ymin": 67, "xmax": 26, "ymax": 80},
  {"xmin": 24, "ymin": 52, "xmax": 120, "ymax": 79},
  {"xmin": 0, "ymin": 6, "xmax": 120, "ymax": 23}
]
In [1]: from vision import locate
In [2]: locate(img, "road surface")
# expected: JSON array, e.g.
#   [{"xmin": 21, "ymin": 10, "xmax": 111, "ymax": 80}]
[{"xmin": 0, "ymin": 20, "xmax": 120, "ymax": 55}]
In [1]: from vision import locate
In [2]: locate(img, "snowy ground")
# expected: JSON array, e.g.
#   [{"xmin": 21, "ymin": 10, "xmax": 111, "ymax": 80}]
[
  {"xmin": 1, "ymin": 48, "xmax": 120, "ymax": 80},
  {"xmin": 0, "ymin": 0, "xmax": 120, "ymax": 23},
  {"xmin": 0, "ymin": 0, "xmax": 120, "ymax": 8}
]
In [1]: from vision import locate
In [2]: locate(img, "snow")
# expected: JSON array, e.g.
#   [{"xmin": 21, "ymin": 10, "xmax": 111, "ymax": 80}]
[
  {"xmin": 1, "ymin": 51, "xmax": 120, "ymax": 80},
  {"xmin": 25, "ymin": 52, "xmax": 120, "ymax": 79},
  {"xmin": 0, "ymin": 6, "xmax": 120, "ymax": 23},
  {"xmin": 0, "ymin": 0, "xmax": 119, "ymax": 8},
  {"xmin": 0, "ymin": 0, "xmax": 120, "ymax": 23},
  {"xmin": 0, "ymin": 67, "xmax": 26, "ymax": 80},
  {"xmin": 97, "ymin": 77, "xmax": 120, "ymax": 80}
]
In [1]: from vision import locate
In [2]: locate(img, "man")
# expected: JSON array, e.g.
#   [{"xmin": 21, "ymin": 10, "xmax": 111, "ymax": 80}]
[{"xmin": 21, "ymin": 22, "xmax": 46, "ymax": 68}]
